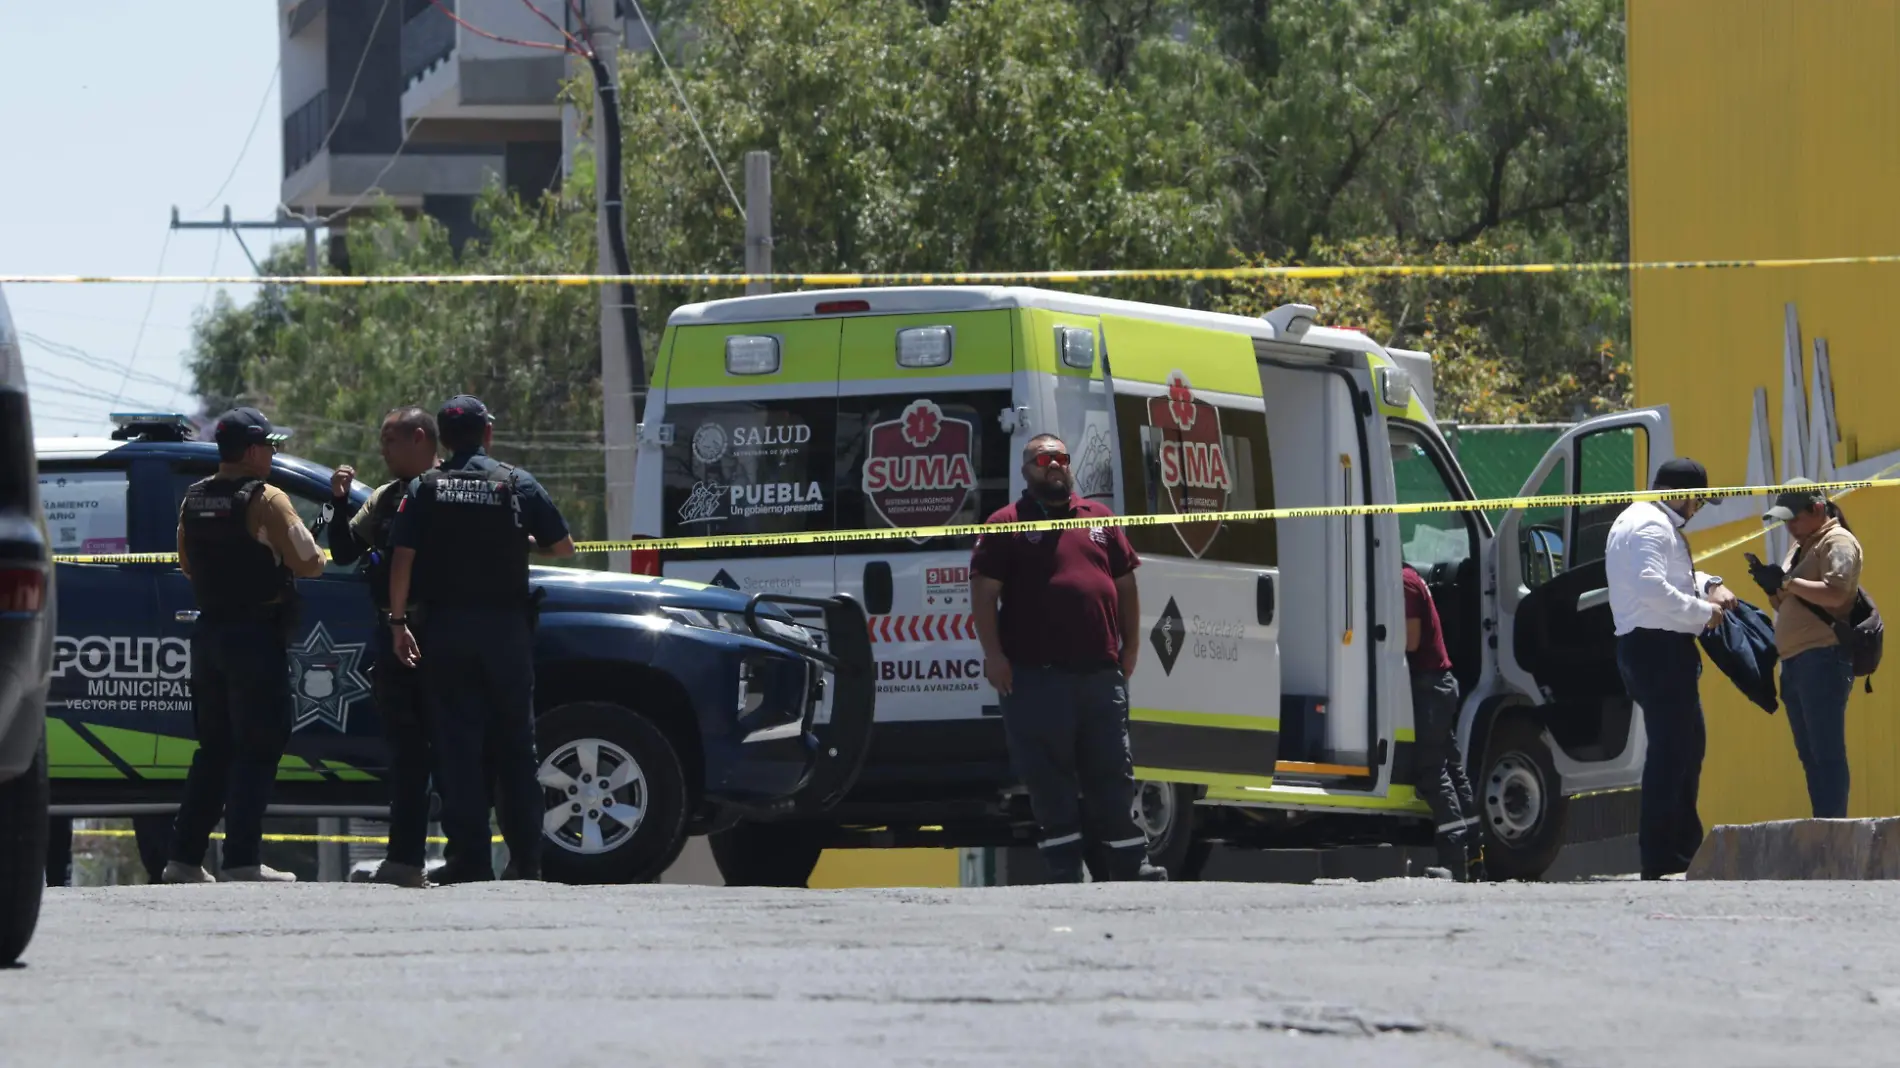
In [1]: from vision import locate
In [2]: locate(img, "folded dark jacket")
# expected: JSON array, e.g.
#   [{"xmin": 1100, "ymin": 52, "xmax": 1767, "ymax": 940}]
[{"xmin": 1698, "ymin": 598, "xmax": 1779, "ymax": 714}]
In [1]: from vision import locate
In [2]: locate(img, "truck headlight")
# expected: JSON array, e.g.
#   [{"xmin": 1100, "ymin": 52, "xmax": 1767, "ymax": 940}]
[{"xmin": 658, "ymin": 606, "xmax": 810, "ymax": 646}]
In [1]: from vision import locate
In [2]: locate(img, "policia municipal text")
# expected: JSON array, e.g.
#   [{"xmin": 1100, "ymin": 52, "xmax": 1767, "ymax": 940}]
[
  {"xmin": 385, "ymin": 396, "xmax": 575, "ymax": 883},
  {"xmin": 162, "ymin": 409, "xmax": 327, "ymax": 884}
]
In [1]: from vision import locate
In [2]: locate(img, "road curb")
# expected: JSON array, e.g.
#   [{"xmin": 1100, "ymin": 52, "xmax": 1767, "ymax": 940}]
[{"xmin": 1689, "ymin": 818, "xmax": 1900, "ymax": 879}]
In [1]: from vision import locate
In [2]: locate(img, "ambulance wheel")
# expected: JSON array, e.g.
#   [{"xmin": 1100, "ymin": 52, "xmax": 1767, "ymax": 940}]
[
  {"xmin": 709, "ymin": 821, "xmax": 826, "ymax": 887},
  {"xmin": 534, "ymin": 702, "xmax": 689, "ymax": 885},
  {"xmin": 0, "ymin": 735, "xmax": 48, "ymax": 965},
  {"xmin": 1135, "ymin": 781, "xmax": 1207, "ymax": 880},
  {"xmin": 1477, "ymin": 716, "xmax": 1568, "ymax": 881}
]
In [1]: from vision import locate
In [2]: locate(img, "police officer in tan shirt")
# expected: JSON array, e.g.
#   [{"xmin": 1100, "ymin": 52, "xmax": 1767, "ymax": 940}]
[
  {"xmin": 1750, "ymin": 478, "xmax": 1864, "ymax": 817},
  {"xmin": 163, "ymin": 408, "xmax": 326, "ymax": 884}
]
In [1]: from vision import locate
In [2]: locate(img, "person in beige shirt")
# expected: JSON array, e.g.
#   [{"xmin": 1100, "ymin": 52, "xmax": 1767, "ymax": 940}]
[
  {"xmin": 163, "ymin": 408, "xmax": 325, "ymax": 886},
  {"xmin": 1751, "ymin": 479, "xmax": 1863, "ymax": 817}
]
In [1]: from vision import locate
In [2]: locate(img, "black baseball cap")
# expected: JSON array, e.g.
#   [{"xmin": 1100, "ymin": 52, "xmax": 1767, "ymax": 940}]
[
  {"xmin": 1653, "ymin": 457, "xmax": 1722, "ymax": 503},
  {"xmin": 438, "ymin": 395, "xmax": 493, "ymax": 433},
  {"xmin": 211, "ymin": 407, "xmax": 287, "ymax": 453},
  {"xmin": 1763, "ymin": 477, "xmax": 1826, "ymax": 523}
]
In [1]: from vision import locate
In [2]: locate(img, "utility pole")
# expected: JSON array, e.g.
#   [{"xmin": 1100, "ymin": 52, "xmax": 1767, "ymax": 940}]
[
  {"xmin": 744, "ymin": 151, "xmax": 772, "ymax": 296},
  {"xmin": 169, "ymin": 206, "xmax": 323, "ymax": 280},
  {"xmin": 588, "ymin": 0, "xmax": 636, "ymax": 574}
]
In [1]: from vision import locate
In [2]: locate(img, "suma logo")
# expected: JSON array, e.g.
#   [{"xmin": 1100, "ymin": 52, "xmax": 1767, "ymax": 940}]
[
  {"xmin": 862, "ymin": 399, "xmax": 976, "ymax": 536},
  {"xmin": 1146, "ymin": 371, "xmax": 1232, "ymax": 558}
]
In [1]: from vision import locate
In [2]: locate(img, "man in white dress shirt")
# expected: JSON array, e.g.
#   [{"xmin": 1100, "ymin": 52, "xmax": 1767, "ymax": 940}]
[{"xmin": 1604, "ymin": 457, "xmax": 1738, "ymax": 880}]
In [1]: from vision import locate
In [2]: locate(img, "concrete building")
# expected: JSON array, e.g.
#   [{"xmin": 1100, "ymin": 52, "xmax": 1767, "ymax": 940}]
[
  {"xmin": 1628, "ymin": 0, "xmax": 1900, "ymax": 826},
  {"xmin": 279, "ymin": 0, "xmax": 577, "ymax": 246}
]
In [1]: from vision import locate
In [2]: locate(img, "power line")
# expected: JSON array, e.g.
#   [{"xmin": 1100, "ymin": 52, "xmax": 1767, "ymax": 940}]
[
  {"xmin": 112, "ymin": 226, "xmax": 175, "ymax": 405},
  {"xmin": 627, "ymin": 0, "xmax": 743, "ymax": 217},
  {"xmin": 317, "ymin": 119, "xmax": 421, "ymax": 222},
  {"xmin": 19, "ymin": 332, "xmax": 186, "ymax": 394},
  {"xmin": 191, "ymin": 60, "xmax": 281, "ymax": 215},
  {"xmin": 427, "ymin": 0, "xmax": 578, "ymax": 54},
  {"xmin": 28, "ymin": 377, "xmax": 170, "ymax": 412},
  {"xmin": 516, "ymin": 0, "xmax": 592, "ymax": 57}
]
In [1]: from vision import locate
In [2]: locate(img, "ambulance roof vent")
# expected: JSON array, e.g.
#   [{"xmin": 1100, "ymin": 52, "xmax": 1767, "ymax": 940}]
[{"xmin": 1263, "ymin": 304, "xmax": 1318, "ymax": 341}]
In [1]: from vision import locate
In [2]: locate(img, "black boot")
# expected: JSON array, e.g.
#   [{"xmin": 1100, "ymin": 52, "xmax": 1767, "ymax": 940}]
[
  {"xmin": 1434, "ymin": 837, "xmax": 1474, "ymax": 883},
  {"xmin": 1041, "ymin": 836, "xmax": 1087, "ymax": 883}
]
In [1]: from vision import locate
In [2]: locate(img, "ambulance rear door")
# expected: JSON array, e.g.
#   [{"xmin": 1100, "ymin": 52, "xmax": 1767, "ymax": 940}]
[
  {"xmin": 653, "ymin": 317, "xmax": 844, "ymax": 640},
  {"xmin": 1099, "ymin": 314, "xmax": 1283, "ymax": 790},
  {"xmin": 831, "ymin": 310, "xmax": 1018, "ymax": 728}
]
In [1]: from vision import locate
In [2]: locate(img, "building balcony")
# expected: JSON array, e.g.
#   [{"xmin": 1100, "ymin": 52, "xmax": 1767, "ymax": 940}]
[
  {"xmin": 282, "ymin": 137, "xmax": 507, "ymax": 215},
  {"xmin": 401, "ymin": 0, "xmax": 568, "ymax": 123}
]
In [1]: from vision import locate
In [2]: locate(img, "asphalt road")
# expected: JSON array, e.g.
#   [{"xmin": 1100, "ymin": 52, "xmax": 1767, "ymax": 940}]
[{"xmin": 6, "ymin": 879, "xmax": 1898, "ymax": 1067}]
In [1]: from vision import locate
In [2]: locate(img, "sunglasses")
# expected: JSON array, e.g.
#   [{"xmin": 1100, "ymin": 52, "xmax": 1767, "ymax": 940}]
[{"xmin": 1030, "ymin": 451, "xmax": 1071, "ymax": 468}]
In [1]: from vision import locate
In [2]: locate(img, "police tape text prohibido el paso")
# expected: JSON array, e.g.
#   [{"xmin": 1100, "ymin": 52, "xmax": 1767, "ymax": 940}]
[{"xmin": 49, "ymin": 476, "xmax": 1900, "ymax": 564}]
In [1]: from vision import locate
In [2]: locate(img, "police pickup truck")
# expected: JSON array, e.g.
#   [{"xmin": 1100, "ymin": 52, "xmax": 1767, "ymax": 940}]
[{"xmin": 39, "ymin": 415, "xmax": 873, "ymax": 884}]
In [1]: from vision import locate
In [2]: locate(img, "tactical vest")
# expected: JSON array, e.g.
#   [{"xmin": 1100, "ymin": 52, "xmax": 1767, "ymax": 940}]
[
  {"xmin": 179, "ymin": 476, "xmax": 291, "ymax": 618},
  {"xmin": 413, "ymin": 463, "xmax": 530, "ymax": 609},
  {"xmin": 361, "ymin": 482, "xmax": 406, "ymax": 611}
]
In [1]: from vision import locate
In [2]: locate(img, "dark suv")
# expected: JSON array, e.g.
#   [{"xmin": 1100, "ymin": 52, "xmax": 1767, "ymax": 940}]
[
  {"xmin": 37, "ymin": 415, "xmax": 872, "ymax": 884},
  {"xmin": 1, "ymin": 287, "xmax": 53, "ymax": 963}
]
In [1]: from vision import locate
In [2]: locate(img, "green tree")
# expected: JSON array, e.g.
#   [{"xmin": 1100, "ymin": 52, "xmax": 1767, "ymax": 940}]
[{"xmin": 188, "ymin": 0, "xmax": 1638, "ymax": 502}]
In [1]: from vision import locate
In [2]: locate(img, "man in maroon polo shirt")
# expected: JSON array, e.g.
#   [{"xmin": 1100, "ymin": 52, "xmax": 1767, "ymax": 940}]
[
  {"xmin": 971, "ymin": 433, "xmax": 1163, "ymax": 883},
  {"xmin": 1404, "ymin": 563, "xmax": 1482, "ymax": 881}
]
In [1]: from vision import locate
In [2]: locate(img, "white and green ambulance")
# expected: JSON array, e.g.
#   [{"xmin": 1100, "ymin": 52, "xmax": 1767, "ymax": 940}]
[{"xmin": 632, "ymin": 287, "xmax": 1670, "ymax": 883}]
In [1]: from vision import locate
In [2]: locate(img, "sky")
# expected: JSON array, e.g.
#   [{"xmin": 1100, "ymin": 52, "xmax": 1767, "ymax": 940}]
[{"xmin": 2, "ymin": 0, "xmax": 282, "ymax": 438}]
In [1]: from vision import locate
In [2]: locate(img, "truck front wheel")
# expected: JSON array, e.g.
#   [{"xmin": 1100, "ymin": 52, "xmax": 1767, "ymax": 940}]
[
  {"xmin": 535, "ymin": 702, "xmax": 688, "ymax": 885},
  {"xmin": 1477, "ymin": 715, "xmax": 1568, "ymax": 881}
]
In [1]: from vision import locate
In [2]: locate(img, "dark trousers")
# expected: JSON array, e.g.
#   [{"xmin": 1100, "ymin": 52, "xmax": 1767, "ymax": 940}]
[
  {"xmin": 1781, "ymin": 644, "xmax": 1855, "ymax": 818},
  {"xmin": 371, "ymin": 625, "xmax": 432, "ymax": 868},
  {"xmin": 1616, "ymin": 629, "xmax": 1706, "ymax": 876},
  {"xmin": 421, "ymin": 610, "xmax": 541, "ymax": 876},
  {"xmin": 1411, "ymin": 669, "xmax": 1477, "ymax": 864},
  {"xmin": 172, "ymin": 619, "xmax": 293, "ymax": 869},
  {"xmin": 1000, "ymin": 665, "xmax": 1145, "ymax": 881}
]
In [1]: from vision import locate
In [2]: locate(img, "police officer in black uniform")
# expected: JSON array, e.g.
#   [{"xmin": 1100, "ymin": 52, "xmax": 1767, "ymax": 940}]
[
  {"xmin": 165, "ymin": 408, "xmax": 327, "ymax": 884},
  {"xmin": 327, "ymin": 405, "xmax": 442, "ymax": 888},
  {"xmin": 385, "ymin": 396, "xmax": 574, "ymax": 883}
]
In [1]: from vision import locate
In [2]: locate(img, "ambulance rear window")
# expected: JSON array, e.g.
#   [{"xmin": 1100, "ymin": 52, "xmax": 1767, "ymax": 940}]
[
  {"xmin": 1114, "ymin": 393, "xmax": 1276, "ymax": 566},
  {"xmin": 835, "ymin": 390, "xmax": 1012, "ymax": 549},
  {"xmin": 660, "ymin": 400, "xmax": 837, "ymax": 560}
]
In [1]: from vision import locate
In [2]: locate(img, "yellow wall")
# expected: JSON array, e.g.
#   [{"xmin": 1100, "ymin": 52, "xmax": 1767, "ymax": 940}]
[
  {"xmin": 1628, "ymin": 0, "xmax": 1900, "ymax": 823},
  {"xmin": 808, "ymin": 848, "xmax": 962, "ymax": 888}
]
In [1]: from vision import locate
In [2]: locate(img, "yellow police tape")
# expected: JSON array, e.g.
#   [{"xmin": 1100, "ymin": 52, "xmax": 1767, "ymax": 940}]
[
  {"xmin": 12, "ymin": 251, "xmax": 1900, "ymax": 287},
  {"xmin": 72, "ymin": 827, "xmax": 493, "ymax": 846},
  {"xmin": 48, "ymin": 475, "xmax": 1900, "ymax": 565}
]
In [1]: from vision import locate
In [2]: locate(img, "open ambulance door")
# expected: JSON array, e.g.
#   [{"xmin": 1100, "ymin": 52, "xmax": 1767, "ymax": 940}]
[
  {"xmin": 1096, "ymin": 315, "xmax": 1284, "ymax": 825},
  {"xmin": 1492, "ymin": 405, "xmax": 1674, "ymax": 718}
]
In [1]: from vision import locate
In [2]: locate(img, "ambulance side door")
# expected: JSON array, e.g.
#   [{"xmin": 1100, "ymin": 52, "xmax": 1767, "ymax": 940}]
[
  {"xmin": 832, "ymin": 311, "xmax": 1016, "ymax": 726},
  {"xmin": 1100, "ymin": 315, "xmax": 1283, "ymax": 789}
]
